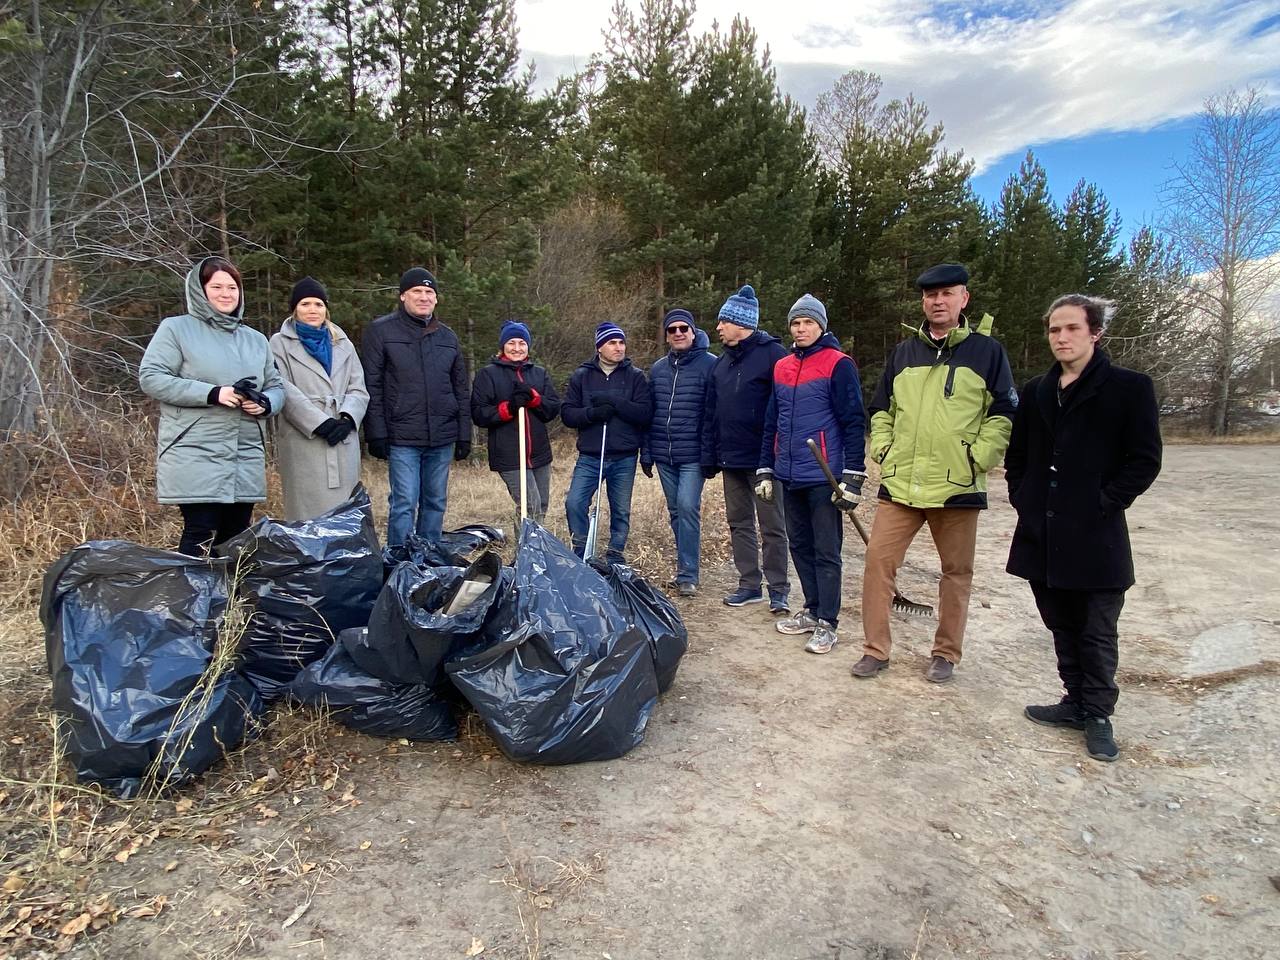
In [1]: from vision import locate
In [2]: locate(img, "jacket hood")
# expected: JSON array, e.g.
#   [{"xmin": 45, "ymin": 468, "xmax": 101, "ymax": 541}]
[
  {"xmin": 668, "ymin": 328, "xmax": 712, "ymax": 362},
  {"xmin": 186, "ymin": 257, "xmax": 244, "ymax": 331},
  {"xmin": 792, "ymin": 331, "xmax": 843, "ymax": 357},
  {"xmin": 905, "ymin": 314, "xmax": 975, "ymax": 349}
]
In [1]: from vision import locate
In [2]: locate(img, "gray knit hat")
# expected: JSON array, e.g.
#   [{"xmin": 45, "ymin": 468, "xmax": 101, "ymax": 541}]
[{"xmin": 787, "ymin": 293, "xmax": 828, "ymax": 331}]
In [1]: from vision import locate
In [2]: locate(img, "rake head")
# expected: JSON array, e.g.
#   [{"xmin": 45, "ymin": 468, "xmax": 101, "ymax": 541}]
[{"xmin": 892, "ymin": 592, "xmax": 935, "ymax": 618}]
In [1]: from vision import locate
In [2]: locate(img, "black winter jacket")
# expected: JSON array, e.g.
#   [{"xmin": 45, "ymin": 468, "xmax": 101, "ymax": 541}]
[
  {"xmin": 470, "ymin": 357, "xmax": 562, "ymax": 472},
  {"xmin": 560, "ymin": 357, "xmax": 651, "ymax": 457},
  {"xmin": 361, "ymin": 308, "xmax": 470, "ymax": 447},
  {"xmin": 703, "ymin": 330, "xmax": 790, "ymax": 470},
  {"xmin": 642, "ymin": 329, "xmax": 718, "ymax": 467},
  {"xmin": 1005, "ymin": 349, "xmax": 1162, "ymax": 590}
]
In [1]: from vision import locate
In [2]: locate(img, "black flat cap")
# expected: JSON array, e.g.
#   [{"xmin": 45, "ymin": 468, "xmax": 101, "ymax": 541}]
[{"xmin": 916, "ymin": 263, "xmax": 969, "ymax": 290}]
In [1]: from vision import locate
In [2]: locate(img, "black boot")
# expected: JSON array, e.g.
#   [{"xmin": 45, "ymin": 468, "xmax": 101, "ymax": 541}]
[
  {"xmin": 1024, "ymin": 702, "xmax": 1087, "ymax": 729},
  {"xmin": 1084, "ymin": 717, "xmax": 1119, "ymax": 762}
]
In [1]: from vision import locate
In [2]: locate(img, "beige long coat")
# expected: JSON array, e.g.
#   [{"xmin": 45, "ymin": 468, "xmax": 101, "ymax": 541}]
[{"xmin": 269, "ymin": 319, "xmax": 369, "ymax": 521}]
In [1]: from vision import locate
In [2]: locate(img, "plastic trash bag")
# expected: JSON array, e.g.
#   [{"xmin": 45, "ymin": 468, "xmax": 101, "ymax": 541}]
[
  {"xmin": 286, "ymin": 633, "xmax": 458, "ymax": 741},
  {"xmin": 40, "ymin": 541, "xmax": 265, "ymax": 798},
  {"xmin": 216, "ymin": 487, "xmax": 383, "ymax": 701},
  {"xmin": 382, "ymin": 524, "xmax": 507, "ymax": 572},
  {"xmin": 447, "ymin": 521, "xmax": 659, "ymax": 764},
  {"xmin": 591, "ymin": 559, "xmax": 688, "ymax": 693},
  {"xmin": 353, "ymin": 552, "xmax": 511, "ymax": 687}
]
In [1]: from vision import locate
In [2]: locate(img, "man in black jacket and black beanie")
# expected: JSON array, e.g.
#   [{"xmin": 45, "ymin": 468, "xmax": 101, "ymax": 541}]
[
  {"xmin": 361, "ymin": 267, "xmax": 471, "ymax": 546},
  {"xmin": 1005, "ymin": 293, "xmax": 1162, "ymax": 763}
]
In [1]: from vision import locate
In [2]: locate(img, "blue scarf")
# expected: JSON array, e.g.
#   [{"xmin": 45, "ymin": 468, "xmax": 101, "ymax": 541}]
[{"xmin": 295, "ymin": 320, "xmax": 332, "ymax": 375}]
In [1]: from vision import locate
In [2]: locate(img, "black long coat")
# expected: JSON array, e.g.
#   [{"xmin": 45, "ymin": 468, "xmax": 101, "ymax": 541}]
[{"xmin": 1004, "ymin": 349, "xmax": 1162, "ymax": 590}]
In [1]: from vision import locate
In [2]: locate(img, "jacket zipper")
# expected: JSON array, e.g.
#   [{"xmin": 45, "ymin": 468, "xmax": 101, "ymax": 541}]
[
  {"xmin": 785, "ymin": 351, "xmax": 806, "ymax": 476},
  {"xmin": 665, "ymin": 357, "xmax": 680, "ymax": 462}
]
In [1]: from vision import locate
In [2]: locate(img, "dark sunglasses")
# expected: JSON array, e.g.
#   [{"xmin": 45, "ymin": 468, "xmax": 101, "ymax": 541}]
[{"xmin": 667, "ymin": 324, "xmax": 691, "ymax": 334}]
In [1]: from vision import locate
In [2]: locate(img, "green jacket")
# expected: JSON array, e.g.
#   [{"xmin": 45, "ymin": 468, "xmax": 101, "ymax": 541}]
[
  {"xmin": 138, "ymin": 261, "xmax": 285, "ymax": 505},
  {"xmin": 868, "ymin": 315, "xmax": 1017, "ymax": 509}
]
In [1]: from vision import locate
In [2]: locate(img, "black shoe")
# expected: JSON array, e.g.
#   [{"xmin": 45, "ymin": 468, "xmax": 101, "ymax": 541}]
[
  {"xmin": 1024, "ymin": 702, "xmax": 1087, "ymax": 729},
  {"xmin": 1084, "ymin": 717, "xmax": 1119, "ymax": 762},
  {"xmin": 924, "ymin": 656, "xmax": 954, "ymax": 683}
]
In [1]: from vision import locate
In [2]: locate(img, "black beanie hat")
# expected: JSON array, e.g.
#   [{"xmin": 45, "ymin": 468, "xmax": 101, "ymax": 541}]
[
  {"xmin": 399, "ymin": 267, "xmax": 438, "ymax": 294},
  {"xmin": 288, "ymin": 276, "xmax": 328, "ymax": 312}
]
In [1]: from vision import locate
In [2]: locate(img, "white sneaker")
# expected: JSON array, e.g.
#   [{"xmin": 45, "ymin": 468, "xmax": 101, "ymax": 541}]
[
  {"xmin": 804, "ymin": 621, "xmax": 838, "ymax": 654},
  {"xmin": 776, "ymin": 611, "xmax": 819, "ymax": 635}
]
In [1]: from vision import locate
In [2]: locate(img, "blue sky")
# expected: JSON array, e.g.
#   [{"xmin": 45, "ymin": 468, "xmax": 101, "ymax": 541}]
[{"xmin": 516, "ymin": 0, "xmax": 1280, "ymax": 244}]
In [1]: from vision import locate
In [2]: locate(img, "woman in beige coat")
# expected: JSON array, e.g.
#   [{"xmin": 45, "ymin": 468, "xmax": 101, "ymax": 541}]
[{"xmin": 270, "ymin": 277, "xmax": 370, "ymax": 521}]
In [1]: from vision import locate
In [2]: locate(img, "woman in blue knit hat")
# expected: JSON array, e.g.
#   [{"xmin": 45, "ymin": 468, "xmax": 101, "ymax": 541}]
[{"xmin": 470, "ymin": 320, "xmax": 562, "ymax": 521}]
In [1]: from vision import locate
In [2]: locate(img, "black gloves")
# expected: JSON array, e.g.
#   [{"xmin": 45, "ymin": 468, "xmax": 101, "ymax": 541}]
[
  {"xmin": 510, "ymin": 384, "xmax": 534, "ymax": 409},
  {"xmin": 366, "ymin": 438, "xmax": 389, "ymax": 460},
  {"xmin": 231, "ymin": 377, "xmax": 271, "ymax": 414},
  {"xmin": 640, "ymin": 461, "xmax": 654, "ymax": 478},
  {"xmin": 701, "ymin": 465, "xmax": 720, "ymax": 480},
  {"xmin": 589, "ymin": 398, "xmax": 616, "ymax": 423},
  {"xmin": 313, "ymin": 416, "xmax": 355, "ymax": 446},
  {"xmin": 454, "ymin": 441, "xmax": 472, "ymax": 461}
]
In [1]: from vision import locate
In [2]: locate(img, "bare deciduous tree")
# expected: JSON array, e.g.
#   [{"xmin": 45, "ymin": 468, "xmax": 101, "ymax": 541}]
[
  {"xmin": 1160, "ymin": 87, "xmax": 1280, "ymax": 434},
  {"xmin": 0, "ymin": 0, "xmax": 300, "ymax": 455}
]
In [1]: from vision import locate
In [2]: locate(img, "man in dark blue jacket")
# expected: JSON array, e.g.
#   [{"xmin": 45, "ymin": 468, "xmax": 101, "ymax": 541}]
[
  {"xmin": 641, "ymin": 309, "xmax": 718, "ymax": 597},
  {"xmin": 361, "ymin": 267, "xmax": 471, "ymax": 546},
  {"xmin": 561, "ymin": 323, "xmax": 652, "ymax": 563},
  {"xmin": 756, "ymin": 294, "xmax": 866, "ymax": 655},
  {"xmin": 703, "ymin": 285, "xmax": 791, "ymax": 612}
]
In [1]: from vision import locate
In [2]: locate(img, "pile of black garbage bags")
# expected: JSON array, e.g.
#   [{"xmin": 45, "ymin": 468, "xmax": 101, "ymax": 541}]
[{"xmin": 40, "ymin": 487, "xmax": 688, "ymax": 797}]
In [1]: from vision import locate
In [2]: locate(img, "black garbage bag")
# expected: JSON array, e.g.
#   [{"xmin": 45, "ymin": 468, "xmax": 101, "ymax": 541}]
[
  {"xmin": 40, "ymin": 541, "xmax": 266, "ymax": 798},
  {"xmin": 286, "ymin": 634, "xmax": 458, "ymax": 741},
  {"xmin": 591, "ymin": 559, "xmax": 688, "ymax": 693},
  {"xmin": 382, "ymin": 523, "xmax": 507, "ymax": 573},
  {"xmin": 447, "ymin": 520, "xmax": 659, "ymax": 764},
  {"xmin": 216, "ymin": 487, "xmax": 383, "ymax": 701},
  {"xmin": 353, "ymin": 552, "xmax": 511, "ymax": 687}
]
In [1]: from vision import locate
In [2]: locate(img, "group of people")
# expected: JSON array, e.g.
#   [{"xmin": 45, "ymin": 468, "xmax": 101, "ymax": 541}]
[{"xmin": 138, "ymin": 256, "xmax": 1162, "ymax": 763}]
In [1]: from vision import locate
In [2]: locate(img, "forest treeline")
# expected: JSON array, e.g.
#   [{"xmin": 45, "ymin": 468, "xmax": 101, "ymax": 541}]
[{"xmin": 2, "ymin": 0, "xmax": 1278, "ymax": 450}]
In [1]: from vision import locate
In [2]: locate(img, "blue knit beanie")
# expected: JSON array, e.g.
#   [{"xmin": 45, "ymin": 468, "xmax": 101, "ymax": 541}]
[
  {"xmin": 787, "ymin": 293, "xmax": 829, "ymax": 331},
  {"xmin": 664, "ymin": 308, "xmax": 695, "ymax": 330},
  {"xmin": 499, "ymin": 319, "xmax": 531, "ymax": 353},
  {"xmin": 718, "ymin": 284, "xmax": 760, "ymax": 329},
  {"xmin": 594, "ymin": 322, "xmax": 626, "ymax": 350}
]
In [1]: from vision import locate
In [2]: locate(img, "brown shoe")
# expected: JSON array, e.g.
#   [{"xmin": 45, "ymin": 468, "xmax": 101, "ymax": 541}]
[
  {"xmin": 925, "ymin": 656, "xmax": 954, "ymax": 683},
  {"xmin": 850, "ymin": 654, "xmax": 889, "ymax": 679}
]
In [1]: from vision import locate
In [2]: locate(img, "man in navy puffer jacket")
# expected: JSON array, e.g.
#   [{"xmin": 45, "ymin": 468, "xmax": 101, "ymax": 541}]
[
  {"xmin": 641, "ymin": 310, "xmax": 718, "ymax": 596},
  {"xmin": 703, "ymin": 285, "xmax": 791, "ymax": 612},
  {"xmin": 757, "ymin": 294, "xmax": 866, "ymax": 655}
]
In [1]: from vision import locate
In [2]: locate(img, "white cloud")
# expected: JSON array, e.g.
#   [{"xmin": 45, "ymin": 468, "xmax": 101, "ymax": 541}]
[{"xmin": 515, "ymin": 0, "xmax": 1280, "ymax": 170}]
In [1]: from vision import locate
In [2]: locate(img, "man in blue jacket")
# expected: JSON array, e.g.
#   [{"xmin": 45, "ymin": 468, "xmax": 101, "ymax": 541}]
[
  {"xmin": 361, "ymin": 267, "xmax": 471, "ymax": 546},
  {"xmin": 755, "ymin": 294, "xmax": 866, "ymax": 654},
  {"xmin": 703, "ymin": 285, "xmax": 791, "ymax": 612},
  {"xmin": 561, "ymin": 323, "xmax": 652, "ymax": 563},
  {"xmin": 641, "ymin": 309, "xmax": 718, "ymax": 597}
]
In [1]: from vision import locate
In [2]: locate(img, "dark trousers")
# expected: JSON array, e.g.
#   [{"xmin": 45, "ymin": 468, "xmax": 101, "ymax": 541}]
[
  {"xmin": 782, "ymin": 483, "xmax": 843, "ymax": 627},
  {"xmin": 1030, "ymin": 581, "xmax": 1126, "ymax": 718},
  {"xmin": 177, "ymin": 502, "xmax": 254, "ymax": 557}
]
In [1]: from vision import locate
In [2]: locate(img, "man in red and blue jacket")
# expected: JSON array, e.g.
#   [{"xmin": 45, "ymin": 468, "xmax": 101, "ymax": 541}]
[{"xmin": 755, "ymin": 294, "xmax": 866, "ymax": 654}]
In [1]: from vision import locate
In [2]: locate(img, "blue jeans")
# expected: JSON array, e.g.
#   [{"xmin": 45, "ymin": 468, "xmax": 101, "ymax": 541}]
[
  {"xmin": 386, "ymin": 443, "xmax": 454, "ymax": 546},
  {"xmin": 656, "ymin": 462, "xmax": 705, "ymax": 584},
  {"xmin": 565, "ymin": 453, "xmax": 637, "ymax": 563}
]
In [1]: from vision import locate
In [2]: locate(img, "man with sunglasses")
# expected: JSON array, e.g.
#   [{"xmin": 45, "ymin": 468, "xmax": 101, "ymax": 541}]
[{"xmin": 641, "ymin": 308, "xmax": 718, "ymax": 597}]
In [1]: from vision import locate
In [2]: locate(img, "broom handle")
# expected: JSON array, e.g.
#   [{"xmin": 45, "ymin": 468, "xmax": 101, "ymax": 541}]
[{"xmin": 806, "ymin": 437, "xmax": 871, "ymax": 546}]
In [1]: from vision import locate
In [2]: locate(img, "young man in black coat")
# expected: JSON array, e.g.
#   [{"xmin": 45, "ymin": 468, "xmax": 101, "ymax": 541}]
[{"xmin": 1005, "ymin": 293, "xmax": 1162, "ymax": 762}]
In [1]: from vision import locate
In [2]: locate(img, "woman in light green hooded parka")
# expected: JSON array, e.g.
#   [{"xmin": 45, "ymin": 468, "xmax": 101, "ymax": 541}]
[{"xmin": 139, "ymin": 256, "xmax": 285, "ymax": 555}]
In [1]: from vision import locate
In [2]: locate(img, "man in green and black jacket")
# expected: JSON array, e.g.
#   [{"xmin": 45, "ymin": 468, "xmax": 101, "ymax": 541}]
[{"xmin": 852, "ymin": 264, "xmax": 1017, "ymax": 684}]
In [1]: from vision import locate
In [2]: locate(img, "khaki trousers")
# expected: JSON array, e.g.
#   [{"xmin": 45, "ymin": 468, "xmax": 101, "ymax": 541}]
[{"xmin": 860, "ymin": 500, "xmax": 980, "ymax": 664}]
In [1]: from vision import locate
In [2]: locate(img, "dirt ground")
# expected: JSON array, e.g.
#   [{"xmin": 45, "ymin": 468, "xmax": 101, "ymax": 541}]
[{"xmin": 10, "ymin": 444, "xmax": 1280, "ymax": 960}]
